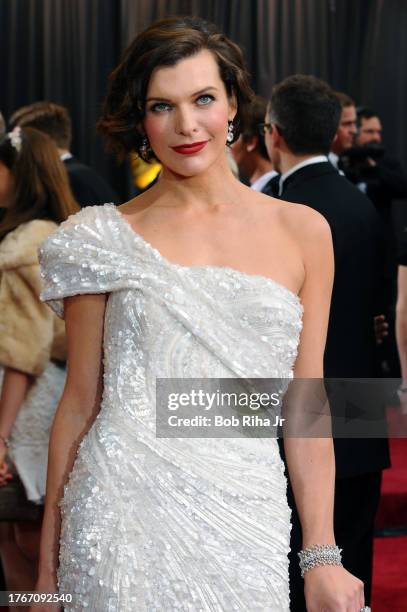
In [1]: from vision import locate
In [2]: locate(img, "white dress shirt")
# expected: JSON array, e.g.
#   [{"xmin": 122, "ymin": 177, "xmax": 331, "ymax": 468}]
[
  {"xmin": 328, "ymin": 151, "xmax": 345, "ymax": 176},
  {"xmin": 279, "ymin": 155, "xmax": 328, "ymax": 195},
  {"xmin": 251, "ymin": 169, "xmax": 279, "ymax": 192},
  {"xmin": 328, "ymin": 152, "xmax": 339, "ymax": 168}
]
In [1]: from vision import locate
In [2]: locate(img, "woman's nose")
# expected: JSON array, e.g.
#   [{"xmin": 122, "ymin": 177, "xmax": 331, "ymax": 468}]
[{"xmin": 174, "ymin": 106, "xmax": 198, "ymax": 136}]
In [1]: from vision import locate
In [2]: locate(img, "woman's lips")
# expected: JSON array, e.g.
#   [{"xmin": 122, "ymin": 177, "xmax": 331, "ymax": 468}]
[{"xmin": 171, "ymin": 141, "xmax": 208, "ymax": 155}]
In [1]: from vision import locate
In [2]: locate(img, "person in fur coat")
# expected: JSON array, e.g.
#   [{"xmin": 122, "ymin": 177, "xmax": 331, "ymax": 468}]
[{"xmin": 0, "ymin": 125, "xmax": 79, "ymax": 594}]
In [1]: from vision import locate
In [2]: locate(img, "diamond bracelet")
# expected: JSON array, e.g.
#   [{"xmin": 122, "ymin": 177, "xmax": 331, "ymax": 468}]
[{"xmin": 298, "ymin": 544, "xmax": 343, "ymax": 577}]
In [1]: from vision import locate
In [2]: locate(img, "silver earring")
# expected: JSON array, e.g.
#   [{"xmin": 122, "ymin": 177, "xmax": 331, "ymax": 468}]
[
  {"xmin": 227, "ymin": 121, "xmax": 234, "ymax": 143},
  {"xmin": 140, "ymin": 137, "xmax": 149, "ymax": 155}
]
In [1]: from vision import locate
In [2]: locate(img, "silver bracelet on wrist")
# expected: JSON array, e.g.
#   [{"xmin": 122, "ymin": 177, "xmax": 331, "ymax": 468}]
[{"xmin": 298, "ymin": 544, "xmax": 343, "ymax": 577}]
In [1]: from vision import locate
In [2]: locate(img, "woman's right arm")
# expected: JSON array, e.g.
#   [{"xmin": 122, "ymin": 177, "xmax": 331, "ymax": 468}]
[
  {"xmin": 396, "ymin": 265, "xmax": 407, "ymax": 411},
  {"xmin": 36, "ymin": 292, "xmax": 108, "ymax": 589}
]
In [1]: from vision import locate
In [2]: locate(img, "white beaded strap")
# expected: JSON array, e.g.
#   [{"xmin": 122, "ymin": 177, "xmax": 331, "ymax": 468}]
[{"xmin": 298, "ymin": 544, "xmax": 343, "ymax": 577}]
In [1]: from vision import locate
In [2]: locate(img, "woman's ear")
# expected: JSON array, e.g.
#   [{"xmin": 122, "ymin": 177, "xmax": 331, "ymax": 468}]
[
  {"xmin": 246, "ymin": 136, "xmax": 257, "ymax": 152},
  {"xmin": 228, "ymin": 92, "xmax": 238, "ymax": 122}
]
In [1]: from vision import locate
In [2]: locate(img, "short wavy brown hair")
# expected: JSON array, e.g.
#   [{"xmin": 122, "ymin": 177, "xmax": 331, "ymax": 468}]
[{"xmin": 97, "ymin": 16, "xmax": 254, "ymax": 162}]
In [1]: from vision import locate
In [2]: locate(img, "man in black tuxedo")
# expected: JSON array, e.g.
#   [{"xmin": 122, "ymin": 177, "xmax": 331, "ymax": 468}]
[
  {"xmin": 349, "ymin": 107, "xmax": 407, "ymax": 377},
  {"xmin": 328, "ymin": 92, "xmax": 357, "ymax": 171},
  {"xmin": 10, "ymin": 102, "xmax": 119, "ymax": 207},
  {"xmin": 265, "ymin": 75, "xmax": 390, "ymax": 609},
  {"xmin": 354, "ymin": 107, "xmax": 407, "ymax": 210}
]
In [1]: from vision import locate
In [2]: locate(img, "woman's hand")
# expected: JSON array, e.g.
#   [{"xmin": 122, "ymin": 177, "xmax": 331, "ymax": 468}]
[
  {"xmin": 304, "ymin": 565, "xmax": 365, "ymax": 611},
  {"xmin": 397, "ymin": 388, "xmax": 407, "ymax": 415},
  {"xmin": 0, "ymin": 441, "xmax": 13, "ymax": 486},
  {"xmin": 397, "ymin": 380, "xmax": 407, "ymax": 415},
  {"xmin": 374, "ymin": 314, "xmax": 388, "ymax": 345},
  {"xmin": 29, "ymin": 574, "xmax": 61, "ymax": 612},
  {"xmin": 28, "ymin": 598, "xmax": 61, "ymax": 612}
]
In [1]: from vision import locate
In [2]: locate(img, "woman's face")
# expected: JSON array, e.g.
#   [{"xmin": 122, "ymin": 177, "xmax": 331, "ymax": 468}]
[
  {"xmin": 143, "ymin": 49, "xmax": 236, "ymax": 177},
  {"xmin": 0, "ymin": 162, "xmax": 15, "ymax": 208}
]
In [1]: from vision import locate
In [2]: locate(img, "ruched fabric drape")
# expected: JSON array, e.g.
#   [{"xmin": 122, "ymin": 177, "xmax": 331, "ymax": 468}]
[{"xmin": 1, "ymin": 0, "xmax": 406, "ymax": 197}]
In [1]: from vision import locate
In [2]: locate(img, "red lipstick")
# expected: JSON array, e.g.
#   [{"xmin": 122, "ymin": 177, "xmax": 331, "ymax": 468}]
[{"xmin": 171, "ymin": 141, "xmax": 208, "ymax": 155}]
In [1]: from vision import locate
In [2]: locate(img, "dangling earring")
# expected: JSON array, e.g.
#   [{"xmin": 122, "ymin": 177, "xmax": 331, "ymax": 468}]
[
  {"xmin": 140, "ymin": 137, "xmax": 149, "ymax": 157},
  {"xmin": 227, "ymin": 121, "xmax": 234, "ymax": 144}
]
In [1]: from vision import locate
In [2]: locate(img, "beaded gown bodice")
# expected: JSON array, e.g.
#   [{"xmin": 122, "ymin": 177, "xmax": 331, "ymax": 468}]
[{"xmin": 39, "ymin": 203, "xmax": 303, "ymax": 611}]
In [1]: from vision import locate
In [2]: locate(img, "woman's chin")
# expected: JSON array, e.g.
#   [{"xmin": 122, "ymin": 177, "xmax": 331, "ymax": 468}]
[
  {"xmin": 165, "ymin": 161, "xmax": 211, "ymax": 179},
  {"xmin": 163, "ymin": 153, "xmax": 226, "ymax": 179}
]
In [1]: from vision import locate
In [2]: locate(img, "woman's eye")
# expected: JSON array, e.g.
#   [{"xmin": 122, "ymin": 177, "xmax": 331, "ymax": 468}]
[
  {"xmin": 150, "ymin": 102, "xmax": 171, "ymax": 113},
  {"xmin": 196, "ymin": 95, "xmax": 215, "ymax": 106}
]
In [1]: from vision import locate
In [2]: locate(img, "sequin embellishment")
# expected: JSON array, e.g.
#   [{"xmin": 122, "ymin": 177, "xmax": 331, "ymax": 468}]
[{"xmin": 39, "ymin": 204, "xmax": 303, "ymax": 611}]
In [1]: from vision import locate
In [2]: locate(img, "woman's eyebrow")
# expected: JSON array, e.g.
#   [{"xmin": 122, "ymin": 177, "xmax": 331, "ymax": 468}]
[{"xmin": 146, "ymin": 86, "xmax": 219, "ymax": 103}]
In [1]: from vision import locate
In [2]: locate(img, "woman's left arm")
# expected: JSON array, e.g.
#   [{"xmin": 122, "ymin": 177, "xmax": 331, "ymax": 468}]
[
  {"xmin": 0, "ymin": 367, "xmax": 32, "ymax": 482},
  {"xmin": 0, "ymin": 261, "xmax": 56, "ymax": 481},
  {"xmin": 396, "ymin": 266, "xmax": 407, "ymax": 405},
  {"xmin": 283, "ymin": 206, "xmax": 365, "ymax": 611}
]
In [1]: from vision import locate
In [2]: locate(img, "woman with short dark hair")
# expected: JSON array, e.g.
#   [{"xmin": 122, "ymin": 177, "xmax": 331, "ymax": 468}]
[{"xmin": 35, "ymin": 17, "xmax": 365, "ymax": 611}]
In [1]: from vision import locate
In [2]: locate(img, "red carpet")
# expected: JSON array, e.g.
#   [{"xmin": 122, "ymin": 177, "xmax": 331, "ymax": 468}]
[
  {"xmin": 375, "ymin": 438, "xmax": 407, "ymax": 530},
  {"xmin": 372, "ymin": 536, "xmax": 407, "ymax": 610},
  {"xmin": 372, "ymin": 438, "xmax": 407, "ymax": 610}
]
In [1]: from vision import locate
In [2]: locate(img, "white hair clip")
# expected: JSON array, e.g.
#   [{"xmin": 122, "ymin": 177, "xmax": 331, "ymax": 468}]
[{"xmin": 8, "ymin": 126, "xmax": 22, "ymax": 153}]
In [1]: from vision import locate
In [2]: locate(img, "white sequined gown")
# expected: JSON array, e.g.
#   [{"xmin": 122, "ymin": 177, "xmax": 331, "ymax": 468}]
[{"xmin": 39, "ymin": 204, "xmax": 303, "ymax": 612}]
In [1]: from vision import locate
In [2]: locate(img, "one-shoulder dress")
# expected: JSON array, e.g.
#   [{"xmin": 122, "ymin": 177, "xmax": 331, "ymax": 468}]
[{"xmin": 39, "ymin": 203, "xmax": 303, "ymax": 611}]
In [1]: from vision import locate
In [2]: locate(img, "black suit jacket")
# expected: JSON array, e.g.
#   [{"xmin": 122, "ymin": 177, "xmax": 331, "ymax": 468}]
[
  {"xmin": 359, "ymin": 156, "xmax": 407, "ymax": 215},
  {"xmin": 281, "ymin": 161, "xmax": 390, "ymax": 477},
  {"xmin": 352, "ymin": 157, "xmax": 407, "ymax": 312},
  {"xmin": 64, "ymin": 157, "xmax": 120, "ymax": 207},
  {"xmin": 261, "ymin": 174, "xmax": 280, "ymax": 198}
]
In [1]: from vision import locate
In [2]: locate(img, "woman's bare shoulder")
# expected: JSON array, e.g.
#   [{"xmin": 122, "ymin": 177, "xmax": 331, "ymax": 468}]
[
  {"xmin": 245, "ymin": 190, "xmax": 331, "ymax": 243},
  {"xmin": 275, "ymin": 199, "xmax": 332, "ymax": 245}
]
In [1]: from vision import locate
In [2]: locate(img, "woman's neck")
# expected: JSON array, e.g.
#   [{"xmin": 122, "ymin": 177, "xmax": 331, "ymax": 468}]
[{"xmin": 155, "ymin": 154, "xmax": 241, "ymax": 209}]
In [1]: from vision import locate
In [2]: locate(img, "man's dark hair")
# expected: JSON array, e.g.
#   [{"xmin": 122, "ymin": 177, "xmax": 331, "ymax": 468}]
[
  {"xmin": 334, "ymin": 91, "xmax": 355, "ymax": 109},
  {"xmin": 9, "ymin": 102, "xmax": 72, "ymax": 149},
  {"xmin": 241, "ymin": 95, "xmax": 269, "ymax": 161},
  {"xmin": 356, "ymin": 106, "xmax": 379, "ymax": 127},
  {"xmin": 269, "ymin": 75, "xmax": 341, "ymax": 155}
]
